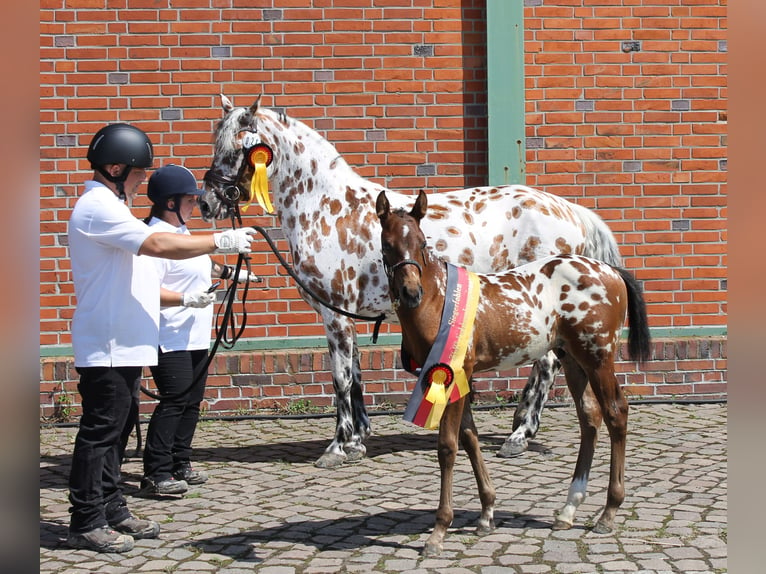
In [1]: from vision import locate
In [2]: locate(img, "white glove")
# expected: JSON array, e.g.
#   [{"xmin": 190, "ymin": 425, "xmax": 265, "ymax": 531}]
[
  {"xmin": 213, "ymin": 227, "xmax": 256, "ymax": 254},
  {"xmin": 182, "ymin": 290, "xmax": 216, "ymax": 308},
  {"xmin": 234, "ymin": 269, "xmax": 263, "ymax": 283}
]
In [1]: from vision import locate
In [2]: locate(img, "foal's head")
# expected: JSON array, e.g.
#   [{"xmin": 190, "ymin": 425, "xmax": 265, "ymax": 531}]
[{"xmin": 376, "ymin": 190, "xmax": 430, "ymax": 309}]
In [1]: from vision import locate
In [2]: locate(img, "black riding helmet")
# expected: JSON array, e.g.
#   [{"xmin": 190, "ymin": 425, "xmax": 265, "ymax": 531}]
[
  {"xmin": 87, "ymin": 123, "xmax": 154, "ymax": 199},
  {"xmin": 147, "ymin": 164, "xmax": 203, "ymax": 226}
]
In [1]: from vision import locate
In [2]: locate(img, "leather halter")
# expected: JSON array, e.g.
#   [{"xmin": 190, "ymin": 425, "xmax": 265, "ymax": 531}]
[
  {"xmin": 202, "ymin": 124, "xmax": 265, "ymax": 223},
  {"xmin": 384, "ymin": 258, "xmax": 422, "ymax": 282}
]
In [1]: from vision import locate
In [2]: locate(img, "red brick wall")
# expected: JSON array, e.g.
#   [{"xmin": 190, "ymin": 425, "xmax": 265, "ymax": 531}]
[
  {"xmin": 523, "ymin": 0, "xmax": 727, "ymax": 330},
  {"xmin": 39, "ymin": 1, "xmax": 727, "ymax": 419}
]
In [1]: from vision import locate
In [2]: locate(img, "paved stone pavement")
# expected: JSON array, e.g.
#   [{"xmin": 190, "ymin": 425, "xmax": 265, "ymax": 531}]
[{"xmin": 40, "ymin": 403, "xmax": 726, "ymax": 573}]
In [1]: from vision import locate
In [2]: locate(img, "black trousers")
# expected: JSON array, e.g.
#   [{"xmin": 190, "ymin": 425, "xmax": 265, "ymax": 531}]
[
  {"xmin": 68, "ymin": 366, "xmax": 139, "ymax": 533},
  {"xmin": 143, "ymin": 349, "xmax": 208, "ymax": 482}
]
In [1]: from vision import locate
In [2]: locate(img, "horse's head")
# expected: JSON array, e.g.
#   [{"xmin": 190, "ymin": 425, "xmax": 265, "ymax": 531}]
[
  {"xmin": 200, "ymin": 94, "xmax": 280, "ymax": 222},
  {"xmin": 375, "ymin": 189, "xmax": 430, "ymax": 310}
]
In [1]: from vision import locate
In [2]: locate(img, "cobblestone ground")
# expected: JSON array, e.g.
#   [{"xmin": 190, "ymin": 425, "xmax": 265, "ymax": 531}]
[{"xmin": 40, "ymin": 403, "xmax": 727, "ymax": 573}]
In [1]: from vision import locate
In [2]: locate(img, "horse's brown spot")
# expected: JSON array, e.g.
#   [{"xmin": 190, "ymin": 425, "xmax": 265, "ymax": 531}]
[
  {"xmin": 427, "ymin": 205, "xmax": 449, "ymax": 220},
  {"xmin": 447, "ymin": 226, "xmax": 461, "ymax": 237},
  {"xmin": 540, "ymin": 258, "xmax": 564, "ymax": 279},
  {"xmin": 511, "ymin": 206, "xmax": 522, "ymax": 219},
  {"xmin": 463, "ymin": 211, "xmax": 474, "ymax": 225},
  {"xmin": 519, "ymin": 236, "xmax": 541, "ymax": 263},
  {"xmin": 434, "ymin": 239, "xmax": 448, "ymax": 252},
  {"xmin": 555, "ymin": 237, "xmax": 573, "ymax": 254},
  {"xmin": 458, "ymin": 248, "xmax": 474, "ymax": 267}
]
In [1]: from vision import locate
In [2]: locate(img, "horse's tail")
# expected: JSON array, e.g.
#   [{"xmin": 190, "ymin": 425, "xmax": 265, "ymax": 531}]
[
  {"xmin": 572, "ymin": 202, "xmax": 623, "ymax": 267},
  {"xmin": 616, "ymin": 267, "xmax": 652, "ymax": 364}
]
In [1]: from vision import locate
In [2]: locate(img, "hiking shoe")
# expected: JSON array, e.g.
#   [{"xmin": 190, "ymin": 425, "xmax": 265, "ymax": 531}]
[
  {"xmin": 67, "ymin": 525, "xmax": 134, "ymax": 553},
  {"xmin": 173, "ymin": 465, "xmax": 208, "ymax": 485},
  {"xmin": 112, "ymin": 515, "xmax": 160, "ymax": 539},
  {"xmin": 138, "ymin": 476, "xmax": 188, "ymax": 496}
]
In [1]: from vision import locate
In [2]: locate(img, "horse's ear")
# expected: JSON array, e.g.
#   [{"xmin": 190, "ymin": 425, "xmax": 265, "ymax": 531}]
[
  {"xmin": 411, "ymin": 189, "xmax": 428, "ymax": 221},
  {"xmin": 375, "ymin": 191, "xmax": 390, "ymax": 222},
  {"xmin": 249, "ymin": 95, "xmax": 262, "ymax": 115},
  {"xmin": 221, "ymin": 94, "xmax": 234, "ymax": 113}
]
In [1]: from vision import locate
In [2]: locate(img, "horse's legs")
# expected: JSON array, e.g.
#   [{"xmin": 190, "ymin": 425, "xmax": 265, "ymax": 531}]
[
  {"xmin": 345, "ymin": 343, "xmax": 371, "ymax": 462},
  {"xmin": 499, "ymin": 351, "xmax": 561, "ymax": 457},
  {"xmin": 586, "ymin": 363, "xmax": 628, "ymax": 534},
  {"xmin": 459, "ymin": 399, "xmax": 496, "ymax": 536},
  {"xmin": 553, "ymin": 354, "xmax": 602, "ymax": 530},
  {"xmin": 423, "ymin": 398, "xmax": 465, "ymax": 557},
  {"xmin": 314, "ymin": 316, "xmax": 370, "ymax": 469}
]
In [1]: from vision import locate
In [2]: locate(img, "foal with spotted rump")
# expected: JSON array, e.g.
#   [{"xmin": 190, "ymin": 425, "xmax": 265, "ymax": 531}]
[{"xmin": 376, "ymin": 190, "xmax": 651, "ymax": 557}]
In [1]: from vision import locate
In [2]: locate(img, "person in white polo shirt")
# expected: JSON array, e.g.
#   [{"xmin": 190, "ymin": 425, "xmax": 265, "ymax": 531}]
[
  {"xmin": 138, "ymin": 164, "xmax": 258, "ymax": 498},
  {"xmin": 67, "ymin": 123, "xmax": 256, "ymax": 553}
]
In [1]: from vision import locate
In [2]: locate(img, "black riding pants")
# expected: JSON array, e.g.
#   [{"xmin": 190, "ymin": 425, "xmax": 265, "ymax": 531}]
[
  {"xmin": 143, "ymin": 349, "xmax": 208, "ymax": 482},
  {"xmin": 68, "ymin": 366, "xmax": 139, "ymax": 533}
]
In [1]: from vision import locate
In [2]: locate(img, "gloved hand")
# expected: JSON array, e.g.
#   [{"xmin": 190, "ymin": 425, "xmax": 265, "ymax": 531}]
[
  {"xmin": 182, "ymin": 290, "xmax": 216, "ymax": 308},
  {"xmin": 234, "ymin": 269, "xmax": 263, "ymax": 283},
  {"xmin": 213, "ymin": 227, "xmax": 256, "ymax": 254}
]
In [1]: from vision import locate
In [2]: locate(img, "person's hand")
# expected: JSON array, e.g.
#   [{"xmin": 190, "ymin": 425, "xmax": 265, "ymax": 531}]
[
  {"xmin": 213, "ymin": 227, "xmax": 256, "ymax": 253},
  {"xmin": 234, "ymin": 269, "xmax": 263, "ymax": 283},
  {"xmin": 182, "ymin": 291, "xmax": 216, "ymax": 308}
]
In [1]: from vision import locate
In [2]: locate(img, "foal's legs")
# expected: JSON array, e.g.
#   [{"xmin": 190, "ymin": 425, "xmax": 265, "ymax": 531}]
[
  {"xmin": 459, "ymin": 400, "xmax": 496, "ymax": 536},
  {"xmin": 499, "ymin": 351, "xmax": 562, "ymax": 457},
  {"xmin": 553, "ymin": 355, "xmax": 602, "ymax": 530},
  {"xmin": 586, "ymin": 363, "xmax": 628, "ymax": 534},
  {"xmin": 423, "ymin": 397, "xmax": 467, "ymax": 557}
]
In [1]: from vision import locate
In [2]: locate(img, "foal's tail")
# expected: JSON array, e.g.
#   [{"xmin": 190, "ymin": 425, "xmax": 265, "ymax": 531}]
[
  {"xmin": 616, "ymin": 268, "xmax": 652, "ymax": 364},
  {"xmin": 572, "ymin": 202, "xmax": 623, "ymax": 267}
]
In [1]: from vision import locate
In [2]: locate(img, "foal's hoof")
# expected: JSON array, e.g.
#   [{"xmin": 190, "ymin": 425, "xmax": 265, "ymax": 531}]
[
  {"xmin": 592, "ymin": 521, "xmax": 614, "ymax": 535},
  {"xmin": 422, "ymin": 542, "xmax": 443, "ymax": 557},
  {"xmin": 552, "ymin": 518, "xmax": 573, "ymax": 531},
  {"xmin": 476, "ymin": 520, "xmax": 496, "ymax": 536},
  {"xmin": 497, "ymin": 437, "xmax": 528, "ymax": 458},
  {"xmin": 314, "ymin": 452, "xmax": 346, "ymax": 469}
]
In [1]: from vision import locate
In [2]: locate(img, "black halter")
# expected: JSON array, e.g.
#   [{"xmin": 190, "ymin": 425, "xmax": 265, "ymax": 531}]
[{"xmin": 384, "ymin": 258, "xmax": 423, "ymax": 282}]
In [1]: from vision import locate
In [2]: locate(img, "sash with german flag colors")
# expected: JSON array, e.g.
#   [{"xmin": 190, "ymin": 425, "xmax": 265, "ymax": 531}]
[{"xmin": 402, "ymin": 263, "xmax": 481, "ymax": 430}]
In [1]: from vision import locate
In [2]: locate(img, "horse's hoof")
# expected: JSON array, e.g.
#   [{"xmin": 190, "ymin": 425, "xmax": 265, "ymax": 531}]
[
  {"xmin": 343, "ymin": 450, "xmax": 365, "ymax": 464},
  {"xmin": 343, "ymin": 444, "xmax": 366, "ymax": 463},
  {"xmin": 422, "ymin": 542, "xmax": 442, "ymax": 557},
  {"xmin": 552, "ymin": 519, "xmax": 573, "ymax": 530},
  {"xmin": 314, "ymin": 452, "xmax": 346, "ymax": 469},
  {"xmin": 497, "ymin": 438, "xmax": 528, "ymax": 458},
  {"xmin": 592, "ymin": 521, "xmax": 613, "ymax": 534}
]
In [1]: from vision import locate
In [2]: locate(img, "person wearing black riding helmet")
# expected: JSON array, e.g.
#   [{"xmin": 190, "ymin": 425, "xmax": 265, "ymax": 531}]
[
  {"xmin": 138, "ymin": 164, "xmax": 259, "ymax": 498},
  {"xmin": 67, "ymin": 123, "xmax": 257, "ymax": 553}
]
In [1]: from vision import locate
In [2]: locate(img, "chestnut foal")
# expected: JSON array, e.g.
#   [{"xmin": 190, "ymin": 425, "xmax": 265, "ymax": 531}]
[{"xmin": 376, "ymin": 190, "xmax": 650, "ymax": 556}]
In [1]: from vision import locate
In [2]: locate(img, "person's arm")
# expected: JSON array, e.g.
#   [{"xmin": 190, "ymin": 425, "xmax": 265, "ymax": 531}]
[
  {"xmin": 138, "ymin": 227, "xmax": 256, "ymax": 259},
  {"xmin": 160, "ymin": 287, "xmax": 184, "ymax": 307},
  {"xmin": 160, "ymin": 286, "xmax": 216, "ymax": 309}
]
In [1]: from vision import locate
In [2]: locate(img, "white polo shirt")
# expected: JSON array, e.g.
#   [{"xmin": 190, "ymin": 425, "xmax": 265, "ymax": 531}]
[
  {"xmin": 68, "ymin": 181, "xmax": 160, "ymax": 367},
  {"xmin": 147, "ymin": 218, "xmax": 214, "ymax": 352}
]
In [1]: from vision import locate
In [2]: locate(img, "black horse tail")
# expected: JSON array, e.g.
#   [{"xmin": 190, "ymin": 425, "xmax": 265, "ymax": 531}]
[{"xmin": 616, "ymin": 267, "xmax": 652, "ymax": 364}]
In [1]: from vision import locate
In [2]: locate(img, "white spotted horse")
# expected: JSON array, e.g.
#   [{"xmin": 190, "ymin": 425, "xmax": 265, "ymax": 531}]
[
  {"xmin": 376, "ymin": 190, "xmax": 651, "ymax": 556},
  {"xmin": 200, "ymin": 94, "xmax": 623, "ymax": 468}
]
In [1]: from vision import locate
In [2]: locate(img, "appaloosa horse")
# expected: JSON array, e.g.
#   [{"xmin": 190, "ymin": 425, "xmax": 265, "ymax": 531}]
[
  {"xmin": 200, "ymin": 95, "xmax": 623, "ymax": 468},
  {"xmin": 376, "ymin": 190, "xmax": 650, "ymax": 556}
]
